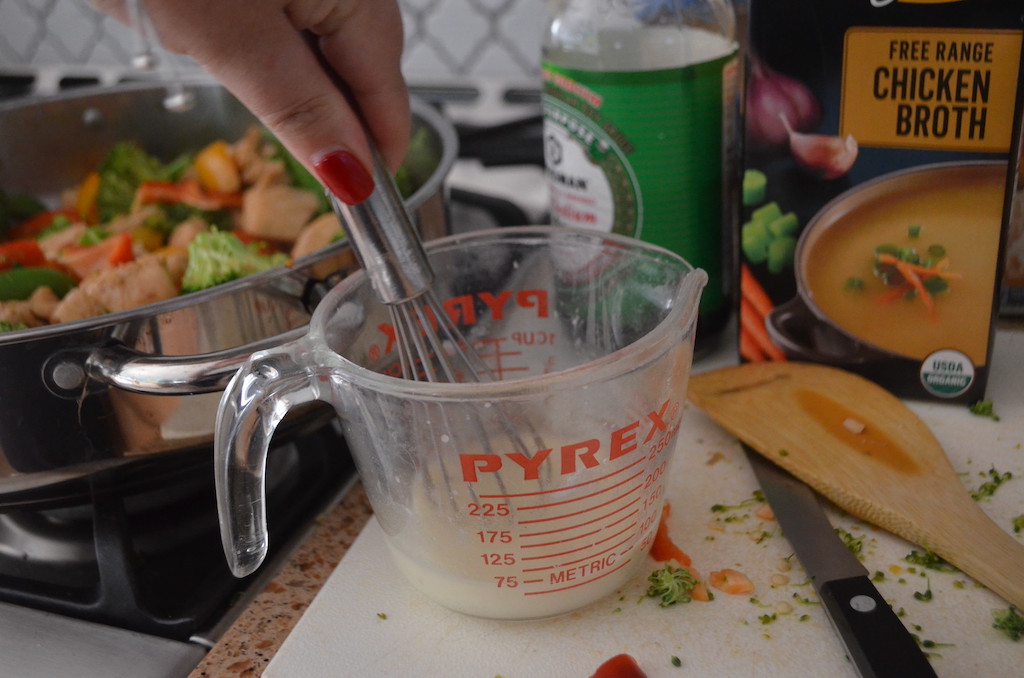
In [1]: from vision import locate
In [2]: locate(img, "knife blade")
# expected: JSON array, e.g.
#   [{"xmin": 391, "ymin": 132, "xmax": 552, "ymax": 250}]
[{"xmin": 743, "ymin": 444, "xmax": 937, "ymax": 678}]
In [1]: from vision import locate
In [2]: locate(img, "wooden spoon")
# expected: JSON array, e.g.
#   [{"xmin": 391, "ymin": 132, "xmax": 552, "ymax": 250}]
[{"xmin": 688, "ymin": 361, "xmax": 1024, "ymax": 610}]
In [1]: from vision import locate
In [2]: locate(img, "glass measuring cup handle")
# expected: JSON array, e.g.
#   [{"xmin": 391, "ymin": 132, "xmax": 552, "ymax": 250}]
[{"xmin": 214, "ymin": 338, "xmax": 323, "ymax": 578}]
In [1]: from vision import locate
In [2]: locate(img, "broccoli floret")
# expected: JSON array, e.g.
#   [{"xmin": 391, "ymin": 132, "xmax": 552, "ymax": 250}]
[
  {"xmin": 181, "ymin": 230, "xmax": 289, "ymax": 293},
  {"xmin": 905, "ymin": 549, "xmax": 958, "ymax": 573},
  {"xmin": 646, "ymin": 565, "xmax": 698, "ymax": 607},
  {"xmin": 37, "ymin": 214, "xmax": 74, "ymax": 239},
  {"xmin": 969, "ymin": 399, "xmax": 999, "ymax": 421},
  {"xmin": 993, "ymin": 606, "xmax": 1024, "ymax": 641},
  {"xmin": 96, "ymin": 142, "xmax": 173, "ymax": 222},
  {"xmin": 0, "ymin": 319, "xmax": 28, "ymax": 333}
]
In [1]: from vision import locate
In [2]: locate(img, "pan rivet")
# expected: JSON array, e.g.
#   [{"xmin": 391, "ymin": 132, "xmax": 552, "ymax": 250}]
[
  {"xmin": 81, "ymin": 107, "xmax": 105, "ymax": 128},
  {"xmin": 51, "ymin": 361, "xmax": 85, "ymax": 391},
  {"xmin": 849, "ymin": 594, "xmax": 877, "ymax": 613}
]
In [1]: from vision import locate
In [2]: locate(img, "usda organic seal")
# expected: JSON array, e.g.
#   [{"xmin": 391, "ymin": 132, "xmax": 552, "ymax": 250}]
[{"xmin": 920, "ymin": 349, "xmax": 974, "ymax": 398}]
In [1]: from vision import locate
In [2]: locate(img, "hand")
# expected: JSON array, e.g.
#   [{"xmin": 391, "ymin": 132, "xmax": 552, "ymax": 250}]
[{"xmin": 91, "ymin": 0, "xmax": 409, "ymax": 204}]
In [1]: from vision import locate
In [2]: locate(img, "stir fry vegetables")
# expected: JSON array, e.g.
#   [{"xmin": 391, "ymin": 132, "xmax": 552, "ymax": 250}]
[{"xmin": 0, "ymin": 125, "xmax": 421, "ymax": 333}]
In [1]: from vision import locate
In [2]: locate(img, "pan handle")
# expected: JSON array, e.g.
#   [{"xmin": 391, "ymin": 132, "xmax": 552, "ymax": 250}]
[{"xmin": 78, "ymin": 325, "xmax": 309, "ymax": 396}]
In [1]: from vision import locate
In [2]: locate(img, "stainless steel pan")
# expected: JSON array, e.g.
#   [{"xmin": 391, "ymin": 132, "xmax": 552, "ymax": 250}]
[{"xmin": 0, "ymin": 82, "xmax": 457, "ymax": 499}]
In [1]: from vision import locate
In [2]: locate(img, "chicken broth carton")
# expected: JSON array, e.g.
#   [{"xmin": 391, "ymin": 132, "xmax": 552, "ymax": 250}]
[{"xmin": 738, "ymin": 0, "xmax": 1023, "ymax": 403}]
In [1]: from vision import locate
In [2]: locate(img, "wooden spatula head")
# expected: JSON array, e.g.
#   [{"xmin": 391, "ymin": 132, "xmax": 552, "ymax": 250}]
[{"xmin": 688, "ymin": 362, "xmax": 1024, "ymax": 609}]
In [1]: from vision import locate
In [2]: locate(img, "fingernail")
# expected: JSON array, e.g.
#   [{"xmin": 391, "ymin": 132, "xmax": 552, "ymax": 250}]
[{"xmin": 313, "ymin": 149, "xmax": 374, "ymax": 204}]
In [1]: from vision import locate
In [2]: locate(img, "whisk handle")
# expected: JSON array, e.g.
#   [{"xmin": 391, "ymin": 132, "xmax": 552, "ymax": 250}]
[{"xmin": 328, "ymin": 145, "xmax": 434, "ymax": 304}]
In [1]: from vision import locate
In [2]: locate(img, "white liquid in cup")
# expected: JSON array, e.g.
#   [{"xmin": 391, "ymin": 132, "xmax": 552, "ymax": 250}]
[{"xmin": 379, "ymin": 414, "xmax": 681, "ymax": 620}]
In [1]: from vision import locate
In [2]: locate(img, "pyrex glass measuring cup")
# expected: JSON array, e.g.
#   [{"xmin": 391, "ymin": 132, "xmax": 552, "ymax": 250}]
[{"xmin": 215, "ymin": 226, "xmax": 707, "ymax": 620}]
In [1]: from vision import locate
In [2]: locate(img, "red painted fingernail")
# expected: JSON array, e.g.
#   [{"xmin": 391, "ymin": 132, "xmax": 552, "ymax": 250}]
[{"xmin": 313, "ymin": 149, "xmax": 374, "ymax": 204}]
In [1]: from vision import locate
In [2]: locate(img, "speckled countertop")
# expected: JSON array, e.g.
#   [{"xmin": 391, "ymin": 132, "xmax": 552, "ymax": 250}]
[{"xmin": 187, "ymin": 483, "xmax": 374, "ymax": 678}]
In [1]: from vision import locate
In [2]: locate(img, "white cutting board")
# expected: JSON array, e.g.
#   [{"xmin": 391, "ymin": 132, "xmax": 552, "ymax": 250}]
[{"xmin": 267, "ymin": 330, "xmax": 1024, "ymax": 678}]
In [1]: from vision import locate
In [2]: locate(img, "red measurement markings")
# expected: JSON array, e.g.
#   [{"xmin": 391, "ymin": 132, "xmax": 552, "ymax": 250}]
[
  {"xmin": 515, "ymin": 485, "xmax": 641, "ymax": 525},
  {"xmin": 523, "ymin": 559, "xmax": 633, "ymax": 596},
  {"xmin": 519, "ymin": 503, "xmax": 639, "ymax": 537},
  {"xmin": 472, "ymin": 336, "xmax": 528, "ymax": 381},
  {"xmin": 478, "ymin": 457, "xmax": 646, "ymax": 500},
  {"xmin": 515, "ymin": 472, "xmax": 643, "ymax": 511},
  {"xmin": 523, "ymin": 530, "xmax": 638, "ymax": 573},
  {"xmin": 520, "ymin": 522, "xmax": 637, "ymax": 563},
  {"xmin": 520, "ymin": 528, "xmax": 603, "ymax": 549},
  {"xmin": 557, "ymin": 533, "xmax": 636, "ymax": 570},
  {"xmin": 602, "ymin": 508, "xmax": 640, "ymax": 531}
]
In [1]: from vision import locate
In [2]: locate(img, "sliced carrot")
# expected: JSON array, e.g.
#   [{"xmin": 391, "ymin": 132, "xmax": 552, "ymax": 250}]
[
  {"xmin": 893, "ymin": 260, "xmax": 934, "ymax": 318},
  {"xmin": 876, "ymin": 283, "xmax": 913, "ymax": 305},
  {"xmin": 689, "ymin": 570, "xmax": 713, "ymax": 602},
  {"xmin": 649, "ymin": 502, "xmax": 691, "ymax": 567},
  {"xmin": 739, "ymin": 326, "xmax": 767, "ymax": 362},
  {"xmin": 740, "ymin": 297, "xmax": 787, "ymax": 362},
  {"xmin": 755, "ymin": 503, "xmax": 776, "ymax": 521},
  {"xmin": 740, "ymin": 263, "xmax": 774, "ymax": 318},
  {"xmin": 709, "ymin": 568, "xmax": 755, "ymax": 595},
  {"xmin": 877, "ymin": 253, "xmax": 961, "ymax": 281}
]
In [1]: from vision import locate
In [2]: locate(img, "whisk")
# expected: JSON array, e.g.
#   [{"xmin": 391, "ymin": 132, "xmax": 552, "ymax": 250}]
[
  {"xmin": 326, "ymin": 144, "xmax": 492, "ymax": 384},
  {"xmin": 327, "ymin": 142, "xmax": 539, "ymax": 505}
]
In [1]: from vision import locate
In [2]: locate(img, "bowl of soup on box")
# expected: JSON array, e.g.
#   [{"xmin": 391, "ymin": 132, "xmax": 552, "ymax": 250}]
[{"xmin": 738, "ymin": 0, "xmax": 1023, "ymax": 403}]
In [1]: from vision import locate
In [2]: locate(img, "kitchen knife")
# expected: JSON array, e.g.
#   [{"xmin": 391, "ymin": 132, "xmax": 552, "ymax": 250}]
[{"xmin": 743, "ymin": 444, "xmax": 937, "ymax": 678}]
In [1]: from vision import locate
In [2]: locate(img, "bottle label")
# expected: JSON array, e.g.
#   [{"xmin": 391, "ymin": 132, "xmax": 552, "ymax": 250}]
[{"xmin": 542, "ymin": 53, "xmax": 739, "ymax": 314}]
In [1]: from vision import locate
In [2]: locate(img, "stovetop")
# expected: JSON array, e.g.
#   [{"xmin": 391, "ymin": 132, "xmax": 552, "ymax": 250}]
[
  {"xmin": 0, "ymin": 71, "xmax": 547, "ymax": 678},
  {"xmin": 0, "ymin": 416, "xmax": 357, "ymax": 678}
]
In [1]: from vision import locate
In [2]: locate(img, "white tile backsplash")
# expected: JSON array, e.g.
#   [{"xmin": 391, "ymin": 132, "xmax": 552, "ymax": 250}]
[{"xmin": 0, "ymin": 0, "xmax": 546, "ymax": 84}]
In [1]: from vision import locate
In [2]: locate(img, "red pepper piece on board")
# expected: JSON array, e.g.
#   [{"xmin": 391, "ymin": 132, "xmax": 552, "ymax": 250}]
[{"xmin": 590, "ymin": 654, "xmax": 648, "ymax": 678}]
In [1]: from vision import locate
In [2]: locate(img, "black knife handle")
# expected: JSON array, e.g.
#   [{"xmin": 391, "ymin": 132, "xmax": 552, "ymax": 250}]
[{"xmin": 818, "ymin": 576, "xmax": 938, "ymax": 678}]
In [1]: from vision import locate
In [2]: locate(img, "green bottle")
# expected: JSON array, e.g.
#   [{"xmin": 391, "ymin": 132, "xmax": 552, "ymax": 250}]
[{"xmin": 542, "ymin": 0, "xmax": 741, "ymax": 352}]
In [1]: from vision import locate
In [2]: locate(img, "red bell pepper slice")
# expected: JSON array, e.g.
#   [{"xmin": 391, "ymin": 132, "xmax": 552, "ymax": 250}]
[
  {"xmin": 590, "ymin": 654, "xmax": 648, "ymax": 678},
  {"xmin": 61, "ymin": 231, "xmax": 135, "ymax": 280},
  {"xmin": 0, "ymin": 238, "xmax": 48, "ymax": 271},
  {"xmin": 135, "ymin": 179, "xmax": 243, "ymax": 211},
  {"xmin": 7, "ymin": 208, "xmax": 80, "ymax": 240}
]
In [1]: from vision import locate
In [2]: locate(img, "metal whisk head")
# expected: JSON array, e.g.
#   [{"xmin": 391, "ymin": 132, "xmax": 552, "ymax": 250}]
[
  {"xmin": 328, "ymin": 148, "xmax": 547, "ymax": 516},
  {"xmin": 327, "ymin": 143, "xmax": 491, "ymax": 384},
  {"xmin": 388, "ymin": 289, "xmax": 492, "ymax": 383}
]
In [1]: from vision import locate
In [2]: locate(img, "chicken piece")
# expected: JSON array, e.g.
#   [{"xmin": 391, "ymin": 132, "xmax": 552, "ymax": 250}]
[
  {"xmin": 50, "ymin": 287, "xmax": 108, "ymax": 324},
  {"xmin": 241, "ymin": 174, "xmax": 320, "ymax": 242},
  {"xmin": 105, "ymin": 204, "xmax": 163, "ymax": 234},
  {"xmin": 37, "ymin": 222, "xmax": 87, "ymax": 260},
  {"xmin": 28, "ymin": 286, "xmax": 61, "ymax": 321},
  {"xmin": 77, "ymin": 254, "xmax": 181, "ymax": 313},
  {"xmin": 291, "ymin": 213, "xmax": 356, "ymax": 279},
  {"xmin": 233, "ymin": 126, "xmax": 287, "ymax": 186},
  {"xmin": 0, "ymin": 299, "xmax": 45, "ymax": 328},
  {"xmin": 167, "ymin": 217, "xmax": 209, "ymax": 251},
  {"xmin": 153, "ymin": 247, "xmax": 189, "ymax": 289},
  {"xmin": 291, "ymin": 212, "xmax": 343, "ymax": 260}
]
